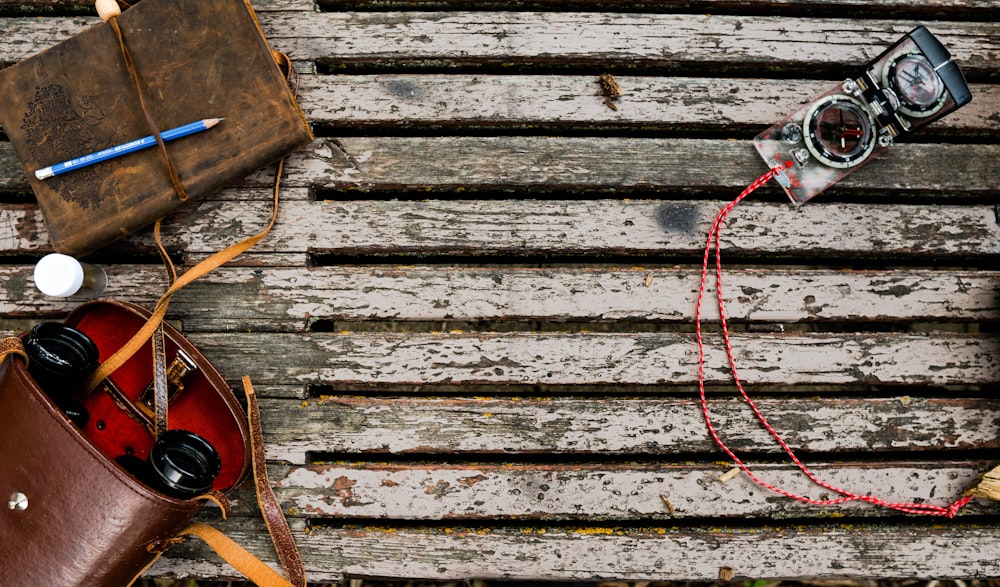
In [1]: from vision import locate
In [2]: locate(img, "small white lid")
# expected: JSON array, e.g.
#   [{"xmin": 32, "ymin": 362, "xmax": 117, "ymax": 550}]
[{"xmin": 34, "ymin": 253, "xmax": 85, "ymax": 297}]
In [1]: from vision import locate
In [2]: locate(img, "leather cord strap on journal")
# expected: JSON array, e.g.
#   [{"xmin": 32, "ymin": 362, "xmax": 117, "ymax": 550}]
[{"xmin": 105, "ymin": 15, "xmax": 190, "ymax": 203}]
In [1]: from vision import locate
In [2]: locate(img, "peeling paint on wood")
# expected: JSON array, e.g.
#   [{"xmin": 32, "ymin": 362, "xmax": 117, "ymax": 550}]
[
  {"xmin": 3, "ymin": 266, "xmax": 997, "ymax": 327},
  {"xmin": 258, "ymin": 396, "xmax": 1000, "ymax": 463},
  {"xmin": 190, "ymin": 331, "xmax": 999, "ymax": 387},
  {"xmin": 251, "ymin": 462, "xmax": 999, "ymax": 520}
]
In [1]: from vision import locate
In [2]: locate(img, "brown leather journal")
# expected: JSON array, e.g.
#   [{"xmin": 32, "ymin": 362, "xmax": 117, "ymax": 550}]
[{"xmin": 0, "ymin": 0, "xmax": 312, "ymax": 256}]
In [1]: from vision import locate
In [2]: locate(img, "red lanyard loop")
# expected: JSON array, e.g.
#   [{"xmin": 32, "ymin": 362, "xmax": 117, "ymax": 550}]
[{"xmin": 695, "ymin": 167, "xmax": 972, "ymax": 518}]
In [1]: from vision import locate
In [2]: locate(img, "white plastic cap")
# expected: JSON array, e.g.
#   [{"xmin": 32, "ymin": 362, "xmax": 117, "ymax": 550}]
[{"xmin": 34, "ymin": 253, "xmax": 85, "ymax": 297}]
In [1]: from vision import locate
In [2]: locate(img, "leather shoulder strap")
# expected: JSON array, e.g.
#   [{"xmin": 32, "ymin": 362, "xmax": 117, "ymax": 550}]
[
  {"xmin": 242, "ymin": 375, "xmax": 307, "ymax": 586},
  {"xmin": 0, "ymin": 337, "xmax": 28, "ymax": 365},
  {"xmin": 179, "ymin": 522, "xmax": 299, "ymax": 587}
]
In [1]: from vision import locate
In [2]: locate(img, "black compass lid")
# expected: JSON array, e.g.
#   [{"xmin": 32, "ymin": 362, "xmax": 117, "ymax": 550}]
[{"xmin": 908, "ymin": 26, "xmax": 972, "ymax": 107}]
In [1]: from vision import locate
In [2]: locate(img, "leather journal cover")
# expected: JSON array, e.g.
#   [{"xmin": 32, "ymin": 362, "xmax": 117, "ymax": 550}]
[{"xmin": 0, "ymin": 0, "xmax": 312, "ymax": 256}]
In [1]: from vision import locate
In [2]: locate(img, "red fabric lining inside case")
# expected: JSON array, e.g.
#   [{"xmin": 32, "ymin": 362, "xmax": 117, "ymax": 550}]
[{"xmin": 68, "ymin": 304, "xmax": 248, "ymax": 493}]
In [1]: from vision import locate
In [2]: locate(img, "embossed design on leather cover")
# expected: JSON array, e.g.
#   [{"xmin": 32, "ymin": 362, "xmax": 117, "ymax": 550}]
[{"xmin": 21, "ymin": 84, "xmax": 125, "ymax": 210}]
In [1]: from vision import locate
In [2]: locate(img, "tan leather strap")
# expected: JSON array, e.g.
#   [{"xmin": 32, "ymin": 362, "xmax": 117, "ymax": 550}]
[
  {"xmin": 179, "ymin": 522, "xmax": 298, "ymax": 587},
  {"xmin": 154, "ymin": 218, "xmax": 179, "ymax": 285},
  {"xmin": 83, "ymin": 156, "xmax": 284, "ymax": 393},
  {"xmin": 241, "ymin": 375, "xmax": 307, "ymax": 587},
  {"xmin": 0, "ymin": 337, "xmax": 28, "ymax": 365}
]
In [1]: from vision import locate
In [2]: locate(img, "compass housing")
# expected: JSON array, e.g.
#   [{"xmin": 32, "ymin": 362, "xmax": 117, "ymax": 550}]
[{"xmin": 802, "ymin": 94, "xmax": 877, "ymax": 169}]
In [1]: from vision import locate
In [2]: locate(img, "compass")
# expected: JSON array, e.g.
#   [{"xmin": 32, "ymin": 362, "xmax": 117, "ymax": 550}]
[
  {"xmin": 802, "ymin": 94, "xmax": 877, "ymax": 169},
  {"xmin": 753, "ymin": 26, "xmax": 972, "ymax": 206},
  {"xmin": 883, "ymin": 52, "xmax": 946, "ymax": 118}
]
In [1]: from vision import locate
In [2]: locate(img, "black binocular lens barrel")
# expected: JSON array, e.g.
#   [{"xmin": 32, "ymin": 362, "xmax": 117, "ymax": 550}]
[
  {"xmin": 148, "ymin": 429, "xmax": 222, "ymax": 498},
  {"xmin": 23, "ymin": 322, "xmax": 99, "ymax": 427},
  {"xmin": 117, "ymin": 430, "xmax": 221, "ymax": 499}
]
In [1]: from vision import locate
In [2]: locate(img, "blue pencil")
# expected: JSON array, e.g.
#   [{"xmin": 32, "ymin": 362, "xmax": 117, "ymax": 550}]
[{"xmin": 34, "ymin": 118, "xmax": 223, "ymax": 180}]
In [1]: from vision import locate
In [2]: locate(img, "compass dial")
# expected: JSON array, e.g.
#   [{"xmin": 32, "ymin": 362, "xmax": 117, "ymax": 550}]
[
  {"xmin": 802, "ymin": 94, "xmax": 877, "ymax": 169},
  {"xmin": 883, "ymin": 53, "xmax": 946, "ymax": 118}
]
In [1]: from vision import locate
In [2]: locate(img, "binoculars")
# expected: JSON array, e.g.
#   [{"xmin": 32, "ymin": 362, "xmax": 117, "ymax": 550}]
[{"xmin": 23, "ymin": 322, "xmax": 220, "ymax": 499}]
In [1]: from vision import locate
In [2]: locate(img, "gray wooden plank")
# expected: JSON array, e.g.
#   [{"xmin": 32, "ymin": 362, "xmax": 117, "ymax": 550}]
[
  {"xmin": 5, "ymin": 331, "xmax": 992, "ymax": 388},
  {"xmin": 293, "ymin": 138, "xmax": 1000, "ymax": 197},
  {"xmin": 300, "ymin": 75, "xmax": 1000, "ymax": 135},
  {"xmin": 5, "ymin": 139, "xmax": 999, "ymax": 198},
  {"xmin": 4, "ymin": 0, "xmax": 997, "ymax": 12},
  {"xmin": 162, "ymin": 198, "xmax": 1000, "ymax": 258},
  {"xmin": 147, "ymin": 519, "xmax": 1000, "ymax": 581},
  {"xmin": 316, "ymin": 0, "xmax": 1000, "ymax": 13},
  {"xmin": 269, "ymin": 14, "xmax": 1000, "ymax": 76},
  {"xmin": 3, "ymin": 75, "xmax": 997, "ymax": 136},
  {"xmin": 4, "ymin": 267, "xmax": 997, "ymax": 328},
  {"xmin": 4, "ymin": 14, "xmax": 997, "ymax": 77},
  {"xmin": 258, "ymin": 462, "xmax": 998, "ymax": 520},
  {"xmin": 0, "ymin": 17, "xmax": 94, "ymax": 63},
  {"xmin": 4, "ymin": 196, "xmax": 998, "ymax": 257},
  {"xmin": 258, "ymin": 396, "xmax": 1000, "ymax": 462},
  {"xmin": 3, "ymin": 0, "xmax": 997, "ymax": 13},
  {"xmin": 183, "ymin": 331, "xmax": 999, "ymax": 386},
  {"xmin": 0, "ymin": 0, "xmax": 311, "ymax": 9}
]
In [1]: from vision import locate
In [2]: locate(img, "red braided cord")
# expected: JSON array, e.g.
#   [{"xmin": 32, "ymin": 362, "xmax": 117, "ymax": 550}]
[{"xmin": 695, "ymin": 167, "xmax": 972, "ymax": 518}]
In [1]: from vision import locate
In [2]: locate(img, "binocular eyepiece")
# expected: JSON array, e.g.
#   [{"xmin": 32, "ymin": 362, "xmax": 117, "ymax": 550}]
[
  {"xmin": 23, "ymin": 322, "xmax": 220, "ymax": 500},
  {"xmin": 115, "ymin": 430, "xmax": 222, "ymax": 499},
  {"xmin": 24, "ymin": 322, "xmax": 98, "ymax": 427}
]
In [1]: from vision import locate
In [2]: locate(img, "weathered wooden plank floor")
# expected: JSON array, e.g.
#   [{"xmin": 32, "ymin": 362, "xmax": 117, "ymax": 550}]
[{"xmin": 1, "ymin": 0, "xmax": 999, "ymax": 583}]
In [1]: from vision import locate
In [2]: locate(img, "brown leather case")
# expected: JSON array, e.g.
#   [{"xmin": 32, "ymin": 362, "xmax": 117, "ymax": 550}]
[
  {"xmin": 0, "ymin": 0, "xmax": 312, "ymax": 256},
  {"xmin": 0, "ymin": 300, "xmax": 251, "ymax": 586}
]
